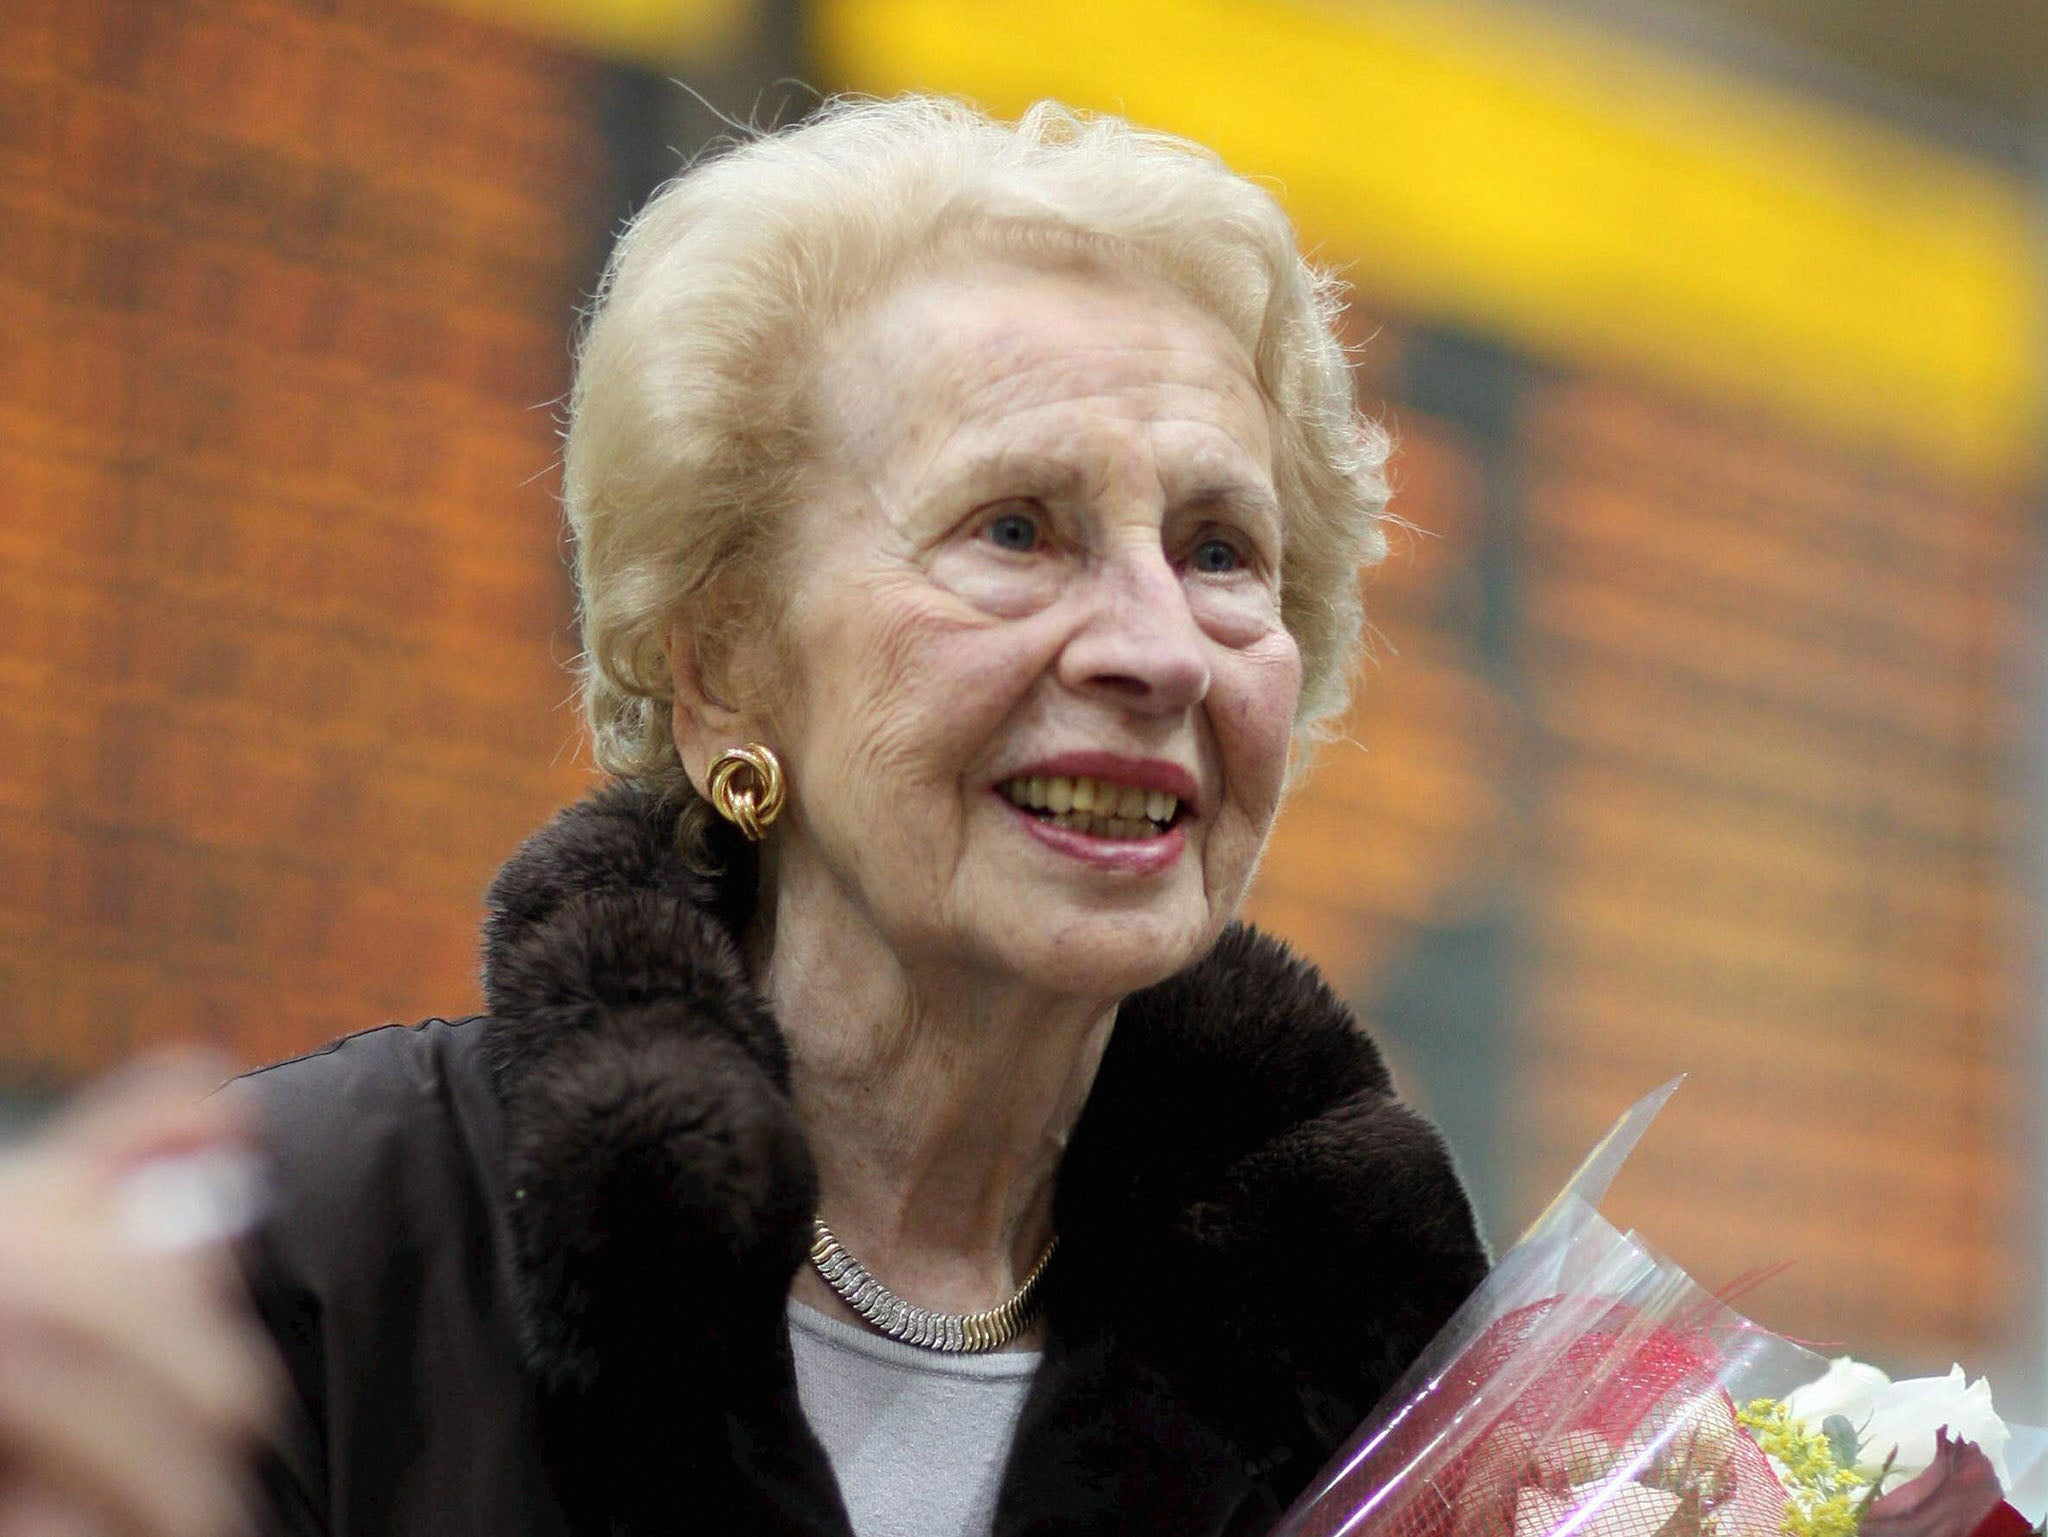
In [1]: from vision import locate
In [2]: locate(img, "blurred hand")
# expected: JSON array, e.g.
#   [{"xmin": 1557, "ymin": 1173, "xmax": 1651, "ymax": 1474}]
[{"xmin": 0, "ymin": 1057, "xmax": 283, "ymax": 1537}]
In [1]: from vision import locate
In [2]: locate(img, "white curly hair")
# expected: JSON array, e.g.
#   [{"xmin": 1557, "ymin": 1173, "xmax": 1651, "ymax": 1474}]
[{"xmin": 563, "ymin": 94, "xmax": 1390, "ymax": 847}]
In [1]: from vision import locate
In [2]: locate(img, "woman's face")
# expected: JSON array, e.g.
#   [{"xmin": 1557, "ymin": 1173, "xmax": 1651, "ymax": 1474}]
[{"xmin": 758, "ymin": 261, "xmax": 1302, "ymax": 999}]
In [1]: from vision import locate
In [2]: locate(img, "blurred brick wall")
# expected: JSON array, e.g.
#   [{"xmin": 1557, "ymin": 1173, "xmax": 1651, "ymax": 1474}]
[
  {"xmin": 1516, "ymin": 378, "xmax": 2037, "ymax": 1370},
  {"xmin": 1247, "ymin": 329, "xmax": 2040, "ymax": 1380},
  {"xmin": 1, "ymin": 0, "xmax": 605, "ymax": 1078}
]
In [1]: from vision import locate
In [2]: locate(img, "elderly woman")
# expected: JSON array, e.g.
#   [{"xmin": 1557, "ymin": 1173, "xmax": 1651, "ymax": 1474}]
[{"xmin": 0, "ymin": 95, "xmax": 1485, "ymax": 1537}]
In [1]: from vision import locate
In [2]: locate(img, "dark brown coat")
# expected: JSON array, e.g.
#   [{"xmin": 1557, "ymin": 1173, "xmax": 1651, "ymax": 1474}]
[{"xmin": 238, "ymin": 785, "xmax": 1487, "ymax": 1535}]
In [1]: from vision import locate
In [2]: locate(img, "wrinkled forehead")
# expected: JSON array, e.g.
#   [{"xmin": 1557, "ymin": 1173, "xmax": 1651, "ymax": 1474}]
[{"xmin": 806, "ymin": 257, "xmax": 1277, "ymax": 491}]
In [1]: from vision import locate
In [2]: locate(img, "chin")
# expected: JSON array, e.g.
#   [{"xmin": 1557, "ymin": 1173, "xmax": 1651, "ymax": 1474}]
[{"xmin": 1007, "ymin": 909, "xmax": 1222, "ymax": 1001}]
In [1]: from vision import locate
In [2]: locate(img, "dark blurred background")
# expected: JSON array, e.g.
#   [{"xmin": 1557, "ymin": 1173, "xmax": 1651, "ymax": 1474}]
[{"xmin": 5, "ymin": 0, "xmax": 2044, "ymax": 1411}]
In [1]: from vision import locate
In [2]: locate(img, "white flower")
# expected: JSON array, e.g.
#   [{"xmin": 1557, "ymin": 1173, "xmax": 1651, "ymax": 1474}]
[
  {"xmin": 1861, "ymin": 1366, "xmax": 2012, "ymax": 1488},
  {"xmin": 1784, "ymin": 1357, "xmax": 2013, "ymax": 1490},
  {"xmin": 1785, "ymin": 1358, "xmax": 1892, "ymax": 1428}
]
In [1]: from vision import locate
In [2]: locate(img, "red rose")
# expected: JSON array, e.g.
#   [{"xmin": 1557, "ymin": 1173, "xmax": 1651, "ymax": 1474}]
[{"xmin": 1860, "ymin": 1430, "xmax": 2023, "ymax": 1537}]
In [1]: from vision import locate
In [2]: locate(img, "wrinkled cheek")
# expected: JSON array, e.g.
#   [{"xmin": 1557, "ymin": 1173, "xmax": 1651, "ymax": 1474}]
[
  {"xmin": 1231, "ymin": 648, "xmax": 1303, "ymax": 825},
  {"xmin": 1203, "ymin": 648, "xmax": 1301, "ymax": 917}
]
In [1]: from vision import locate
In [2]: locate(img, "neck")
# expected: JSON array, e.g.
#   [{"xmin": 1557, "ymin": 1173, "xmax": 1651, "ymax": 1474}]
[{"xmin": 756, "ymin": 874, "xmax": 1116, "ymax": 1329}]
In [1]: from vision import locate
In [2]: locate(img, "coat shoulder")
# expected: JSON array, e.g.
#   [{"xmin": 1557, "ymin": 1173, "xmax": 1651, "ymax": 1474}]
[
  {"xmin": 231, "ymin": 1017, "xmax": 511, "ymax": 1249},
  {"xmin": 231, "ymin": 1020, "xmax": 564, "ymax": 1535}
]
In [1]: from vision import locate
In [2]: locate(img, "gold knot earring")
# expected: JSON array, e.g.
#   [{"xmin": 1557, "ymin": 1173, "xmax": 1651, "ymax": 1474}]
[{"xmin": 706, "ymin": 743, "xmax": 786, "ymax": 841}]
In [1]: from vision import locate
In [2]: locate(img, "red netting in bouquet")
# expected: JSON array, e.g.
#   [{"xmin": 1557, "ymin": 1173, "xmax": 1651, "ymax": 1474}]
[{"xmin": 1292, "ymin": 1298, "xmax": 1790, "ymax": 1537}]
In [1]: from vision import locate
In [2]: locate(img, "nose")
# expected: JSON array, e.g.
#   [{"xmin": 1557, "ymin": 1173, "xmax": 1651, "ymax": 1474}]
[{"xmin": 1057, "ymin": 540, "xmax": 1212, "ymax": 713}]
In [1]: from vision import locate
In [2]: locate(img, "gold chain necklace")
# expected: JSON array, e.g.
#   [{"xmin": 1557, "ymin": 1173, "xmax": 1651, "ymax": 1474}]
[{"xmin": 807, "ymin": 1217, "xmax": 1057, "ymax": 1353}]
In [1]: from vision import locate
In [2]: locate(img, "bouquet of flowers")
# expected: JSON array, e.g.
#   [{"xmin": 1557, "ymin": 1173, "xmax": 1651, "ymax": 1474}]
[{"xmin": 1271, "ymin": 1082, "xmax": 2048, "ymax": 1537}]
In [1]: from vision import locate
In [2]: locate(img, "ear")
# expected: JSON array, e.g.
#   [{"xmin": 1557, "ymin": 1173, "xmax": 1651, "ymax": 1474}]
[{"xmin": 665, "ymin": 625, "xmax": 768, "ymax": 800}]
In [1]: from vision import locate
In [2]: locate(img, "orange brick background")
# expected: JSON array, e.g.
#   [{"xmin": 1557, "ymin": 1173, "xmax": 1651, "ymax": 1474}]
[
  {"xmin": 1516, "ymin": 377, "xmax": 2036, "ymax": 1365},
  {"xmin": 1, "ymin": 0, "xmax": 604, "ymax": 1076},
  {"xmin": 1246, "ymin": 349, "xmax": 2040, "ymax": 1383}
]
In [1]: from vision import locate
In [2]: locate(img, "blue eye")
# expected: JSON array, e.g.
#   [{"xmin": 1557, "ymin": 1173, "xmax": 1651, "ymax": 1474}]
[
  {"xmin": 985, "ymin": 510, "xmax": 1042, "ymax": 552},
  {"xmin": 1190, "ymin": 537, "xmax": 1242, "ymax": 573}
]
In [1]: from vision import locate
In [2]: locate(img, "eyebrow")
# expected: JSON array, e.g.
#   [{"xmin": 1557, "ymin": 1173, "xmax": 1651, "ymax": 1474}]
[
  {"xmin": 1183, "ymin": 479, "xmax": 1282, "ymax": 518},
  {"xmin": 943, "ymin": 450, "xmax": 1279, "ymax": 507},
  {"xmin": 943, "ymin": 450, "xmax": 1088, "ymax": 499}
]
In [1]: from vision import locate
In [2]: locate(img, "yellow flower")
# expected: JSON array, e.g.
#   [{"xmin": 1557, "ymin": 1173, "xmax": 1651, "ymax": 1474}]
[{"xmin": 1738, "ymin": 1399, "xmax": 1869, "ymax": 1537}]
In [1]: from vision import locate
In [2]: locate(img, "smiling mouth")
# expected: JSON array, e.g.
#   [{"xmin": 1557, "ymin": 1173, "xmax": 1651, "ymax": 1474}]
[{"xmin": 996, "ymin": 775, "xmax": 1182, "ymax": 841}]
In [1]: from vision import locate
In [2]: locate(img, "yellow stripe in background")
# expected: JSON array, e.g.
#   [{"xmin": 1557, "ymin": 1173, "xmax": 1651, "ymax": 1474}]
[
  {"xmin": 814, "ymin": 0, "xmax": 2043, "ymax": 486},
  {"xmin": 430, "ymin": 0, "xmax": 752, "ymax": 68}
]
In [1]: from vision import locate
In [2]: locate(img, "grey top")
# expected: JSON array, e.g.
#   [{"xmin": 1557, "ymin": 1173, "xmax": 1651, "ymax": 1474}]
[{"xmin": 788, "ymin": 1301, "xmax": 1043, "ymax": 1537}]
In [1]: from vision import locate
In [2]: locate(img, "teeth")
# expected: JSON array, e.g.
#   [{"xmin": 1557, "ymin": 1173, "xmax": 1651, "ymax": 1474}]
[
  {"xmin": 998, "ymin": 774, "xmax": 1183, "ymax": 835},
  {"xmin": 1047, "ymin": 811, "xmax": 1161, "ymax": 840}
]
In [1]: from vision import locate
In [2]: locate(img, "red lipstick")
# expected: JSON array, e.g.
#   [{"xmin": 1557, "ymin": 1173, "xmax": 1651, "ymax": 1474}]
[
  {"xmin": 1010, "ymin": 812, "xmax": 1187, "ymax": 875},
  {"xmin": 991, "ymin": 752, "xmax": 1198, "ymax": 876}
]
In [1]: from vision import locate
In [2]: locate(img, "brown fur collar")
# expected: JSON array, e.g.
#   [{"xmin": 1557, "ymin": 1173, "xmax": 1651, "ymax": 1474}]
[{"xmin": 476, "ymin": 784, "xmax": 1486, "ymax": 1507}]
